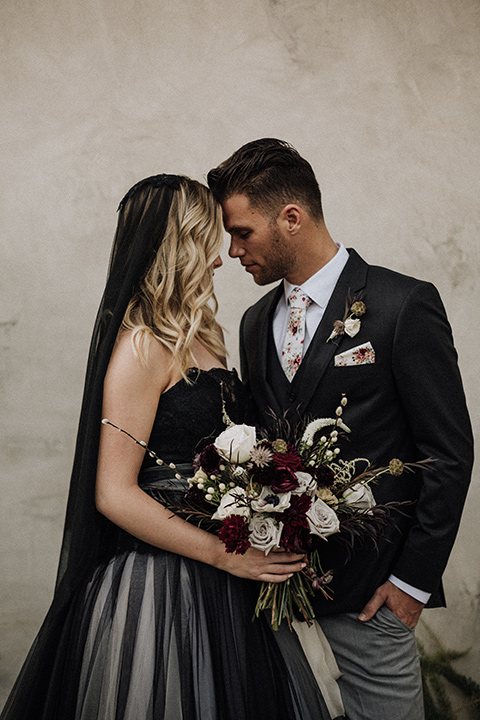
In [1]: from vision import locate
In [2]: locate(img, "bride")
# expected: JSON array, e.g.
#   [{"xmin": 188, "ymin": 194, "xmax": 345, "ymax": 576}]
[{"xmin": 1, "ymin": 174, "xmax": 339, "ymax": 719}]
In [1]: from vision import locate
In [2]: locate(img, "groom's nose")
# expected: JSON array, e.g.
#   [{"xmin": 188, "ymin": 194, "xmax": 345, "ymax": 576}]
[{"xmin": 228, "ymin": 237, "xmax": 245, "ymax": 258}]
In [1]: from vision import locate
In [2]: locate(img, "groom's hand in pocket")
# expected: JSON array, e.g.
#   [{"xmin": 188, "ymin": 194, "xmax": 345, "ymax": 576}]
[{"xmin": 357, "ymin": 580, "xmax": 425, "ymax": 628}]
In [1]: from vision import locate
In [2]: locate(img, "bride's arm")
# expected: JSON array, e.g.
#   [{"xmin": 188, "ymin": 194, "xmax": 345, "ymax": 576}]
[{"xmin": 95, "ymin": 332, "xmax": 305, "ymax": 583}]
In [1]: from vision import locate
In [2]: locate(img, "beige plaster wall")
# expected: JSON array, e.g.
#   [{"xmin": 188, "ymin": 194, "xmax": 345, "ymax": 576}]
[{"xmin": 1, "ymin": 0, "xmax": 479, "ymax": 705}]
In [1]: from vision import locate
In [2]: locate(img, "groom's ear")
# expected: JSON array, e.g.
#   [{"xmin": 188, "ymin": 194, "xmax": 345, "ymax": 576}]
[{"xmin": 279, "ymin": 204, "xmax": 302, "ymax": 235}]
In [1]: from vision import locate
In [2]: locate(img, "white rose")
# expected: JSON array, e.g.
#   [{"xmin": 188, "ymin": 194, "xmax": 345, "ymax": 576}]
[
  {"xmin": 306, "ymin": 498, "xmax": 340, "ymax": 540},
  {"xmin": 344, "ymin": 318, "xmax": 361, "ymax": 338},
  {"xmin": 211, "ymin": 486, "xmax": 250, "ymax": 520},
  {"xmin": 249, "ymin": 515, "xmax": 284, "ymax": 555},
  {"xmin": 214, "ymin": 424, "xmax": 256, "ymax": 464},
  {"xmin": 251, "ymin": 486, "xmax": 291, "ymax": 513},
  {"xmin": 291, "ymin": 471, "xmax": 317, "ymax": 496},
  {"xmin": 343, "ymin": 482, "xmax": 376, "ymax": 512}
]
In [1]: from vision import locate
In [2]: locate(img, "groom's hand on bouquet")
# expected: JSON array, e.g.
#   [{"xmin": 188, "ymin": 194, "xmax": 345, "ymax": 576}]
[{"xmin": 358, "ymin": 580, "xmax": 425, "ymax": 628}]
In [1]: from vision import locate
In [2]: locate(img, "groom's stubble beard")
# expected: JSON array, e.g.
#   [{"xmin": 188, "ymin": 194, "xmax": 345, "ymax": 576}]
[{"xmin": 253, "ymin": 225, "xmax": 296, "ymax": 286}]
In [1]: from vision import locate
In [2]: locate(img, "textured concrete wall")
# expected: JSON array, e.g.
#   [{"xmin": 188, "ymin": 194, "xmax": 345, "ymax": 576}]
[{"xmin": 1, "ymin": 0, "xmax": 479, "ymax": 705}]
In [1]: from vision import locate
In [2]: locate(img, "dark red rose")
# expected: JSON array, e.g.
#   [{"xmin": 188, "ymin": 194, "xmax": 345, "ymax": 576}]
[
  {"xmin": 218, "ymin": 515, "xmax": 251, "ymax": 555},
  {"xmin": 272, "ymin": 445, "xmax": 304, "ymax": 472},
  {"xmin": 278, "ymin": 494, "xmax": 311, "ymax": 528},
  {"xmin": 314, "ymin": 464, "xmax": 336, "ymax": 488},
  {"xmin": 196, "ymin": 443, "xmax": 221, "ymax": 475},
  {"xmin": 270, "ymin": 466, "xmax": 299, "ymax": 493}
]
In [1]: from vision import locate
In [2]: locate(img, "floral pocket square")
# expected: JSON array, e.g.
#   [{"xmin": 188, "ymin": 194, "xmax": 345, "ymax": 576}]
[{"xmin": 335, "ymin": 341, "xmax": 375, "ymax": 367}]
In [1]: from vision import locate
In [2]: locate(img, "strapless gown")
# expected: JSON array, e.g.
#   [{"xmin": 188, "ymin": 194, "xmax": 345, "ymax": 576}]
[{"xmin": 4, "ymin": 368, "xmax": 332, "ymax": 720}]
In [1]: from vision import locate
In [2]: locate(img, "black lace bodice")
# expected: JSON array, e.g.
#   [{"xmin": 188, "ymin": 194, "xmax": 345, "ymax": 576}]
[{"xmin": 142, "ymin": 367, "xmax": 251, "ymax": 466}]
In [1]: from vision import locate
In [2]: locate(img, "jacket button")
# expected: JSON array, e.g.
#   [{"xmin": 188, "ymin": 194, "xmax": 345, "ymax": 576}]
[{"xmin": 288, "ymin": 392, "xmax": 296, "ymax": 401}]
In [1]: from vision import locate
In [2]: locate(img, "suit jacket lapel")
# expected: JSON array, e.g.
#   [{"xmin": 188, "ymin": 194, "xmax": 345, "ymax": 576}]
[
  {"xmin": 251, "ymin": 284, "xmax": 284, "ymax": 416},
  {"xmin": 291, "ymin": 249, "xmax": 368, "ymax": 414}
]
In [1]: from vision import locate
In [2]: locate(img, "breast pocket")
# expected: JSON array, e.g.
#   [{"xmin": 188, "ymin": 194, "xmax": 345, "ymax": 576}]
[{"xmin": 322, "ymin": 362, "xmax": 383, "ymax": 404}]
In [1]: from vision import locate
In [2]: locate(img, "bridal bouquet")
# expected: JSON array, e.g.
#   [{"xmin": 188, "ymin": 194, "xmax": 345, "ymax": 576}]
[{"xmin": 103, "ymin": 397, "xmax": 430, "ymax": 630}]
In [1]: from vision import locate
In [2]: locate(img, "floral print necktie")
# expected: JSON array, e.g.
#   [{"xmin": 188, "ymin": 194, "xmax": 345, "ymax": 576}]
[{"xmin": 281, "ymin": 287, "xmax": 312, "ymax": 381}]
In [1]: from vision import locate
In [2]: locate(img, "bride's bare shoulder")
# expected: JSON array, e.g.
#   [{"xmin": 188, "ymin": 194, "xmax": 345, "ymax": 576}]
[{"xmin": 107, "ymin": 330, "xmax": 176, "ymax": 393}]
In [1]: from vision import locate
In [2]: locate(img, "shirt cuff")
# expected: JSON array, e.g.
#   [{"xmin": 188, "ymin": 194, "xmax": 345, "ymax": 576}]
[{"xmin": 389, "ymin": 575, "xmax": 431, "ymax": 604}]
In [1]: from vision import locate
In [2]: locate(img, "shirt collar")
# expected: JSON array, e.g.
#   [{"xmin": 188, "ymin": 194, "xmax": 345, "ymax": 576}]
[{"xmin": 283, "ymin": 243, "xmax": 349, "ymax": 308}]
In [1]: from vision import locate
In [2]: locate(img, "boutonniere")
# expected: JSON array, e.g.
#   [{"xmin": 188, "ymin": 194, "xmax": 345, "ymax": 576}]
[{"xmin": 327, "ymin": 294, "xmax": 366, "ymax": 343}]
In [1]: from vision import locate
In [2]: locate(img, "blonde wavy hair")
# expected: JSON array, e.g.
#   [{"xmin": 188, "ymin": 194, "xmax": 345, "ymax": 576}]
[{"xmin": 121, "ymin": 177, "xmax": 226, "ymax": 376}]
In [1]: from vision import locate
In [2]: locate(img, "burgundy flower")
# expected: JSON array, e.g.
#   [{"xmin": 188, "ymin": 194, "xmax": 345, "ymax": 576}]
[
  {"xmin": 279, "ymin": 493, "xmax": 312, "ymax": 528},
  {"xmin": 218, "ymin": 515, "xmax": 251, "ymax": 555},
  {"xmin": 270, "ymin": 466, "xmax": 299, "ymax": 493},
  {"xmin": 272, "ymin": 445, "xmax": 304, "ymax": 472},
  {"xmin": 196, "ymin": 443, "xmax": 221, "ymax": 475},
  {"xmin": 314, "ymin": 464, "xmax": 336, "ymax": 488},
  {"xmin": 279, "ymin": 496, "xmax": 313, "ymax": 553}
]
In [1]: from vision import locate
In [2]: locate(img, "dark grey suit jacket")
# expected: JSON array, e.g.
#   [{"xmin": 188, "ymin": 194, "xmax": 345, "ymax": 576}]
[{"xmin": 240, "ymin": 249, "xmax": 474, "ymax": 614}]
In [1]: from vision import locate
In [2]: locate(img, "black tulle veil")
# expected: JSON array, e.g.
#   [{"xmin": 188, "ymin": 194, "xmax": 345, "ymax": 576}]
[
  {"xmin": 1, "ymin": 174, "xmax": 184, "ymax": 718},
  {"xmin": 56, "ymin": 174, "xmax": 183, "ymax": 592}
]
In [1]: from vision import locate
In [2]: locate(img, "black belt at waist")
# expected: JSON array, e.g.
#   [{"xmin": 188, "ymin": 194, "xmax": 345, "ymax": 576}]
[{"xmin": 138, "ymin": 463, "xmax": 193, "ymax": 491}]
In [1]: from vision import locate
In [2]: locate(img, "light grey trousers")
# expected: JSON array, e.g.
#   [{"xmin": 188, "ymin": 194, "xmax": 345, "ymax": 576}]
[{"xmin": 319, "ymin": 607, "xmax": 424, "ymax": 720}]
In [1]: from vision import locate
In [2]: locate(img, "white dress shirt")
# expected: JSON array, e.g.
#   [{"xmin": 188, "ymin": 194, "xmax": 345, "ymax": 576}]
[
  {"xmin": 272, "ymin": 243, "xmax": 430, "ymax": 605},
  {"xmin": 273, "ymin": 243, "xmax": 349, "ymax": 358}
]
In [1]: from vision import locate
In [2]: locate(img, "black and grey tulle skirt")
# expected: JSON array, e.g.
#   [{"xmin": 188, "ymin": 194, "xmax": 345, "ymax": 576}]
[
  {"xmin": 65, "ymin": 540, "xmax": 330, "ymax": 720},
  {"xmin": 70, "ymin": 472, "xmax": 331, "ymax": 720},
  {"xmin": 1, "ymin": 473, "xmax": 332, "ymax": 720}
]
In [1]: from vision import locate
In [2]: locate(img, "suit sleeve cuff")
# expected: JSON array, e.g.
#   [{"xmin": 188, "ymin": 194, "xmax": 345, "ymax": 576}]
[{"xmin": 389, "ymin": 575, "xmax": 431, "ymax": 604}]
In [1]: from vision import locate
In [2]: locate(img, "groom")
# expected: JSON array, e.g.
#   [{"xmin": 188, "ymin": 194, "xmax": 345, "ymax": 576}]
[{"xmin": 208, "ymin": 139, "xmax": 474, "ymax": 719}]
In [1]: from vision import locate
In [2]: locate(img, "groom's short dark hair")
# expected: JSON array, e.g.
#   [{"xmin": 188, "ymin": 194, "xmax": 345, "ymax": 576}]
[{"xmin": 207, "ymin": 138, "xmax": 323, "ymax": 222}]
